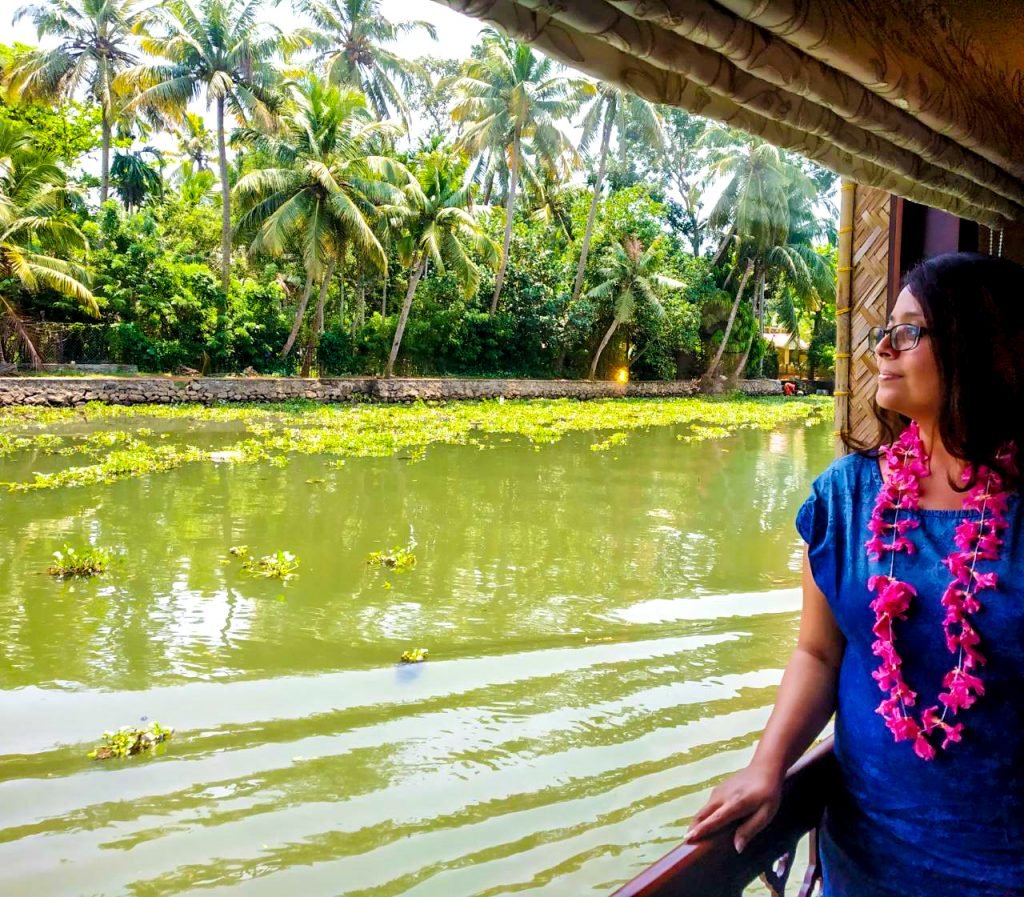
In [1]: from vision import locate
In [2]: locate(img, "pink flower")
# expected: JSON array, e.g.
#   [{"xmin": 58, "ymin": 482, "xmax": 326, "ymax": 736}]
[
  {"xmin": 886, "ymin": 714, "xmax": 921, "ymax": 742},
  {"xmin": 867, "ymin": 421, "xmax": 1011, "ymax": 760},
  {"xmin": 920, "ymin": 705, "xmax": 942, "ymax": 734},
  {"xmin": 973, "ymin": 570, "xmax": 998, "ymax": 589},
  {"xmin": 913, "ymin": 735, "xmax": 937, "ymax": 761},
  {"xmin": 865, "ymin": 536, "xmax": 887, "ymax": 560},
  {"xmin": 941, "ymin": 723, "xmax": 964, "ymax": 749}
]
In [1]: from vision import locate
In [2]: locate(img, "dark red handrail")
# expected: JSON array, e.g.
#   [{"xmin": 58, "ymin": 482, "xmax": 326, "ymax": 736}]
[{"xmin": 611, "ymin": 736, "xmax": 837, "ymax": 897}]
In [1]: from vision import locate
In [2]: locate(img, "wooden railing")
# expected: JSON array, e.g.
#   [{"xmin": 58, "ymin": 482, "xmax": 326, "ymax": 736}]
[{"xmin": 610, "ymin": 737, "xmax": 837, "ymax": 897}]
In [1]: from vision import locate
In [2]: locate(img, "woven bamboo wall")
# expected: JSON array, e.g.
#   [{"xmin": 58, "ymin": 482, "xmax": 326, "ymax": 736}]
[{"xmin": 837, "ymin": 184, "xmax": 891, "ymax": 454}]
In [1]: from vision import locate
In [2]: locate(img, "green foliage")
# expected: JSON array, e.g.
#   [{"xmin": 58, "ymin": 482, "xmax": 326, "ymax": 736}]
[
  {"xmin": 87, "ymin": 722, "xmax": 173, "ymax": 760},
  {"xmin": 0, "ymin": 45, "xmax": 102, "ymax": 164},
  {"xmin": 367, "ymin": 532, "xmax": 417, "ymax": 571},
  {"xmin": 47, "ymin": 543, "xmax": 111, "ymax": 578},
  {"xmin": 0, "ymin": 397, "xmax": 832, "ymax": 494},
  {"xmin": 241, "ymin": 550, "xmax": 300, "ymax": 580},
  {"xmin": 0, "ymin": 21, "xmax": 836, "ymax": 381},
  {"xmin": 399, "ymin": 647, "xmax": 429, "ymax": 663}
]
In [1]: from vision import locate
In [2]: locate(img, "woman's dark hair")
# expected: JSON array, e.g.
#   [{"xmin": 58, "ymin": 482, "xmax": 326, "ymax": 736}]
[{"xmin": 845, "ymin": 251, "xmax": 1024, "ymax": 489}]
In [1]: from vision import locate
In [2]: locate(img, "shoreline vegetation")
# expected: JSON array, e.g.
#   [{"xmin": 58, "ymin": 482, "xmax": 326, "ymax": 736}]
[{"xmin": 0, "ymin": 395, "xmax": 830, "ymax": 494}]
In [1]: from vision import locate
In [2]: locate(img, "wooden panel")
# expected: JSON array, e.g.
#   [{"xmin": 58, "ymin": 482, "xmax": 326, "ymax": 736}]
[{"xmin": 846, "ymin": 185, "xmax": 892, "ymax": 451}]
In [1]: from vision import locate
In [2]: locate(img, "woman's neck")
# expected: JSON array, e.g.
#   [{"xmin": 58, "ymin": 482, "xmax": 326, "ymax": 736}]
[{"xmin": 914, "ymin": 418, "xmax": 968, "ymax": 507}]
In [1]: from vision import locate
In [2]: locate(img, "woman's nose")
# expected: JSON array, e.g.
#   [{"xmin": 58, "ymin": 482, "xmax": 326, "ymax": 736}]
[{"xmin": 875, "ymin": 334, "xmax": 895, "ymax": 358}]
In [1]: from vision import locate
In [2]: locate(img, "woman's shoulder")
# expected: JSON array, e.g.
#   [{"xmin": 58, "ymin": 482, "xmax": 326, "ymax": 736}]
[{"xmin": 810, "ymin": 451, "xmax": 878, "ymax": 495}]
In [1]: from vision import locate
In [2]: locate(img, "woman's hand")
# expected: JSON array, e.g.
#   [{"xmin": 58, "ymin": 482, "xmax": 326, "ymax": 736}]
[{"xmin": 684, "ymin": 762, "xmax": 783, "ymax": 854}]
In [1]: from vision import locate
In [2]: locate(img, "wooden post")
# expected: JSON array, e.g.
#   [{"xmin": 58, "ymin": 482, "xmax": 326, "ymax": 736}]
[{"xmin": 835, "ymin": 181, "xmax": 856, "ymax": 456}]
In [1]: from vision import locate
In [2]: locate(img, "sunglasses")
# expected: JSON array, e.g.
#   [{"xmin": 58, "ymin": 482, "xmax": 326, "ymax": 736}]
[{"xmin": 867, "ymin": 323, "xmax": 929, "ymax": 352}]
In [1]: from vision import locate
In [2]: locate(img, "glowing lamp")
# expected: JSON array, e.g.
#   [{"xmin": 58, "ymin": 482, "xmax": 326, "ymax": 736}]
[{"xmin": 616, "ymin": 368, "xmax": 629, "ymax": 384}]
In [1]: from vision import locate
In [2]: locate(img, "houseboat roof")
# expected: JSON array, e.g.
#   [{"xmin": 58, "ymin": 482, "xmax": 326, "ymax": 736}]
[{"xmin": 433, "ymin": 0, "xmax": 1024, "ymax": 229}]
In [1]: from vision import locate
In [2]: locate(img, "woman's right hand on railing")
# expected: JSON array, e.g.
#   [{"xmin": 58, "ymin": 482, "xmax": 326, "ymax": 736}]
[{"xmin": 683, "ymin": 762, "xmax": 783, "ymax": 855}]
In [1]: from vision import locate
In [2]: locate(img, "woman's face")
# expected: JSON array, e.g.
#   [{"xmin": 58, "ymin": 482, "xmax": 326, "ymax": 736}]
[{"xmin": 875, "ymin": 287, "xmax": 941, "ymax": 422}]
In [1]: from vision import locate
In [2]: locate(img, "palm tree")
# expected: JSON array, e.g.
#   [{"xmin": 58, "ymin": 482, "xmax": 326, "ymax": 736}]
[
  {"xmin": 297, "ymin": 0, "xmax": 436, "ymax": 126},
  {"xmin": 452, "ymin": 30, "xmax": 591, "ymax": 315},
  {"xmin": 171, "ymin": 111, "xmax": 214, "ymax": 177},
  {"xmin": 586, "ymin": 236, "xmax": 684, "ymax": 380},
  {"xmin": 9, "ymin": 0, "xmax": 141, "ymax": 205},
  {"xmin": 572, "ymin": 85, "xmax": 664, "ymax": 305},
  {"xmin": 0, "ymin": 122, "xmax": 96, "ymax": 366},
  {"xmin": 701, "ymin": 132, "xmax": 816, "ymax": 384},
  {"xmin": 121, "ymin": 0, "xmax": 300, "ymax": 292},
  {"xmin": 109, "ymin": 150, "xmax": 161, "ymax": 210},
  {"xmin": 233, "ymin": 79, "xmax": 404, "ymax": 359},
  {"xmin": 380, "ymin": 148, "xmax": 498, "ymax": 377}
]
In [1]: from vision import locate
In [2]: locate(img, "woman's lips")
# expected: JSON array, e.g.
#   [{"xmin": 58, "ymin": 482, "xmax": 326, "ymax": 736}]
[{"xmin": 878, "ymin": 372, "xmax": 902, "ymax": 380}]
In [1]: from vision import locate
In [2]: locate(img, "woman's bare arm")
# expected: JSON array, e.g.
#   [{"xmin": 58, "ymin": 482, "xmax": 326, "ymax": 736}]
[{"xmin": 684, "ymin": 549, "xmax": 845, "ymax": 852}]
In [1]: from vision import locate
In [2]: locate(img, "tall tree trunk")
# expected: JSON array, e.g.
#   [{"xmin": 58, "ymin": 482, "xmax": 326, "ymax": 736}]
[
  {"xmin": 302, "ymin": 258, "xmax": 336, "ymax": 376},
  {"xmin": 381, "ymin": 269, "xmax": 388, "ymax": 317},
  {"xmin": 216, "ymin": 96, "xmax": 231, "ymax": 294},
  {"xmin": 702, "ymin": 259, "xmax": 754, "ymax": 388},
  {"xmin": 808, "ymin": 309, "xmax": 821, "ymax": 381},
  {"xmin": 754, "ymin": 267, "xmax": 767, "ymax": 377},
  {"xmin": 280, "ymin": 269, "xmax": 315, "ymax": 358},
  {"xmin": 711, "ymin": 223, "xmax": 737, "ymax": 269},
  {"xmin": 99, "ymin": 113, "xmax": 112, "ymax": 205},
  {"xmin": 729, "ymin": 331, "xmax": 756, "ymax": 386},
  {"xmin": 571, "ymin": 103, "xmax": 614, "ymax": 306},
  {"xmin": 589, "ymin": 317, "xmax": 620, "ymax": 380},
  {"xmin": 482, "ymin": 169, "xmax": 495, "ymax": 205},
  {"xmin": 385, "ymin": 255, "xmax": 426, "ymax": 377},
  {"xmin": 490, "ymin": 125, "xmax": 521, "ymax": 316},
  {"xmin": 314, "ymin": 258, "xmax": 335, "ymax": 335}
]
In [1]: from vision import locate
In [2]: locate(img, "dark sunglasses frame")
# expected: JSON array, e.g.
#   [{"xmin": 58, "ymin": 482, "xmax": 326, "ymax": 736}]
[{"xmin": 867, "ymin": 323, "xmax": 929, "ymax": 352}]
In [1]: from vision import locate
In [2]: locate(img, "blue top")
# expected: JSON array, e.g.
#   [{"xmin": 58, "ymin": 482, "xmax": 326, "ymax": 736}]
[{"xmin": 796, "ymin": 453, "xmax": 1024, "ymax": 897}]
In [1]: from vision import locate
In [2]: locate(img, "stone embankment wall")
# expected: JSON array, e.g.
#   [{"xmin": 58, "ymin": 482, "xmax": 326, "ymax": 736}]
[{"xmin": 0, "ymin": 376, "xmax": 782, "ymax": 406}]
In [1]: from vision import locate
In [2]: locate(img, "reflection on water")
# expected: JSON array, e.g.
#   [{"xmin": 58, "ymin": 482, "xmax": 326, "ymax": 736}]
[{"xmin": 0, "ymin": 417, "xmax": 833, "ymax": 896}]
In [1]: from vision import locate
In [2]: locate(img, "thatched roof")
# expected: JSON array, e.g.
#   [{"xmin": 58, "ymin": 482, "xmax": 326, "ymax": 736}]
[{"xmin": 433, "ymin": 0, "xmax": 1024, "ymax": 228}]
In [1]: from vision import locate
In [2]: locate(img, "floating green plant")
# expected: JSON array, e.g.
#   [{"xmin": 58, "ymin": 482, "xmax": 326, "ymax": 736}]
[
  {"xmin": 241, "ymin": 550, "xmax": 299, "ymax": 580},
  {"xmin": 47, "ymin": 544, "xmax": 111, "ymax": 578},
  {"xmin": 368, "ymin": 531, "xmax": 417, "ymax": 572},
  {"xmin": 229, "ymin": 545, "xmax": 249, "ymax": 558},
  {"xmin": 87, "ymin": 722, "xmax": 173, "ymax": 760},
  {"xmin": 0, "ymin": 396, "xmax": 831, "ymax": 494},
  {"xmin": 400, "ymin": 648, "xmax": 429, "ymax": 664},
  {"xmin": 590, "ymin": 431, "xmax": 630, "ymax": 452}
]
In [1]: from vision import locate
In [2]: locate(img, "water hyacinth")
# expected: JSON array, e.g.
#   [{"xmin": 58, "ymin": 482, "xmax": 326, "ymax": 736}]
[
  {"xmin": 400, "ymin": 648, "xmax": 429, "ymax": 664},
  {"xmin": 87, "ymin": 722, "xmax": 173, "ymax": 760},
  {"xmin": 0, "ymin": 397, "xmax": 830, "ymax": 494},
  {"xmin": 47, "ymin": 544, "xmax": 111, "ymax": 578},
  {"xmin": 240, "ymin": 551, "xmax": 300, "ymax": 580}
]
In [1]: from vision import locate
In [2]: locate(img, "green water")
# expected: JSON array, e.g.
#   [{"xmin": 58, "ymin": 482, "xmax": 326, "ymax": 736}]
[{"xmin": 0, "ymin": 413, "xmax": 833, "ymax": 896}]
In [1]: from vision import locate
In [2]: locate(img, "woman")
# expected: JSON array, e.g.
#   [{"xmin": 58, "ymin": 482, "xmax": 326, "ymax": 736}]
[{"xmin": 685, "ymin": 252, "xmax": 1024, "ymax": 896}]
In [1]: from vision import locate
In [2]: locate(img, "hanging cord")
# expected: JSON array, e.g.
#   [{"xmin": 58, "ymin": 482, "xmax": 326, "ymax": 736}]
[
  {"xmin": 998, "ymin": 229, "xmax": 1004, "ymax": 257},
  {"xmin": 989, "ymin": 228, "xmax": 995, "ymax": 255}
]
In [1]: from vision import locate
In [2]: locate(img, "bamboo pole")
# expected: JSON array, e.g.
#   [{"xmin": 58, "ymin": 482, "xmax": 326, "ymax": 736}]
[{"xmin": 834, "ymin": 180, "xmax": 856, "ymax": 457}]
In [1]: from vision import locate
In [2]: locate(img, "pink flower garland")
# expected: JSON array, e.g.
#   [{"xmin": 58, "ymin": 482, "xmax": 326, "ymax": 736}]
[{"xmin": 867, "ymin": 422, "xmax": 1013, "ymax": 761}]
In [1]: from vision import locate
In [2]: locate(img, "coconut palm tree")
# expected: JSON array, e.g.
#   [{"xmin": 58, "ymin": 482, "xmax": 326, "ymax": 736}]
[
  {"xmin": 121, "ymin": 0, "xmax": 300, "ymax": 292},
  {"xmin": 701, "ymin": 131, "xmax": 818, "ymax": 384},
  {"xmin": 171, "ymin": 111, "xmax": 214, "ymax": 177},
  {"xmin": 233, "ymin": 79, "xmax": 405, "ymax": 359},
  {"xmin": 9, "ymin": 0, "xmax": 141, "ymax": 205},
  {"xmin": 586, "ymin": 236, "xmax": 685, "ymax": 380},
  {"xmin": 572, "ymin": 86, "xmax": 664, "ymax": 305},
  {"xmin": 0, "ymin": 122, "xmax": 96, "ymax": 366},
  {"xmin": 380, "ymin": 148, "xmax": 498, "ymax": 377},
  {"xmin": 297, "ymin": 0, "xmax": 436, "ymax": 126},
  {"xmin": 451, "ymin": 30, "xmax": 591, "ymax": 315}
]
